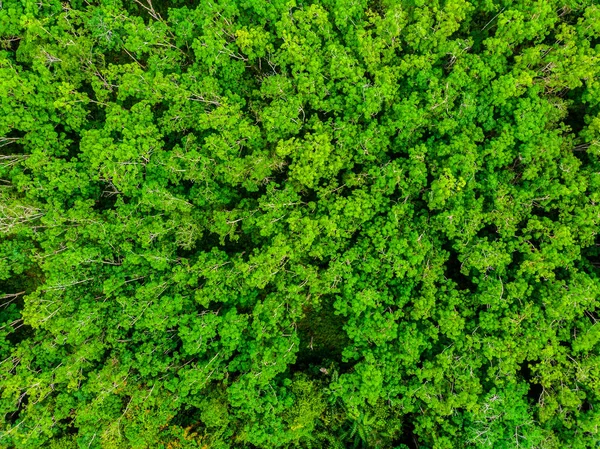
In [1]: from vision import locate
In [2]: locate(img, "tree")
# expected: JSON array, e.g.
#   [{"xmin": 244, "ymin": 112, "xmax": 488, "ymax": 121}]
[{"xmin": 1, "ymin": 0, "xmax": 600, "ymax": 447}]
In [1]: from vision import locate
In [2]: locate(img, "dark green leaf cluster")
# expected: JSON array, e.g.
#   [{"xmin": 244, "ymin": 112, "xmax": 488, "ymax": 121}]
[{"xmin": 1, "ymin": 0, "xmax": 600, "ymax": 447}]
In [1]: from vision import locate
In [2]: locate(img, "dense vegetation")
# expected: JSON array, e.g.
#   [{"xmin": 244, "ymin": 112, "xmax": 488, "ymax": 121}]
[{"xmin": 1, "ymin": 0, "xmax": 600, "ymax": 447}]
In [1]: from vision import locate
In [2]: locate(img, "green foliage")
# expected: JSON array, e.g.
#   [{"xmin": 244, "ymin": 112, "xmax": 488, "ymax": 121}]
[{"xmin": 1, "ymin": 0, "xmax": 600, "ymax": 447}]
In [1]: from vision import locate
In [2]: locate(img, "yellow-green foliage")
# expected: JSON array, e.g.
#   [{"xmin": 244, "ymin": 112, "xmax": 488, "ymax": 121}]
[{"xmin": 1, "ymin": 0, "xmax": 600, "ymax": 448}]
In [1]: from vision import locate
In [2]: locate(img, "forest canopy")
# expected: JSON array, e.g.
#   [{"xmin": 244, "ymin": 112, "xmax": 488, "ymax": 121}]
[{"xmin": 1, "ymin": 0, "xmax": 600, "ymax": 447}]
